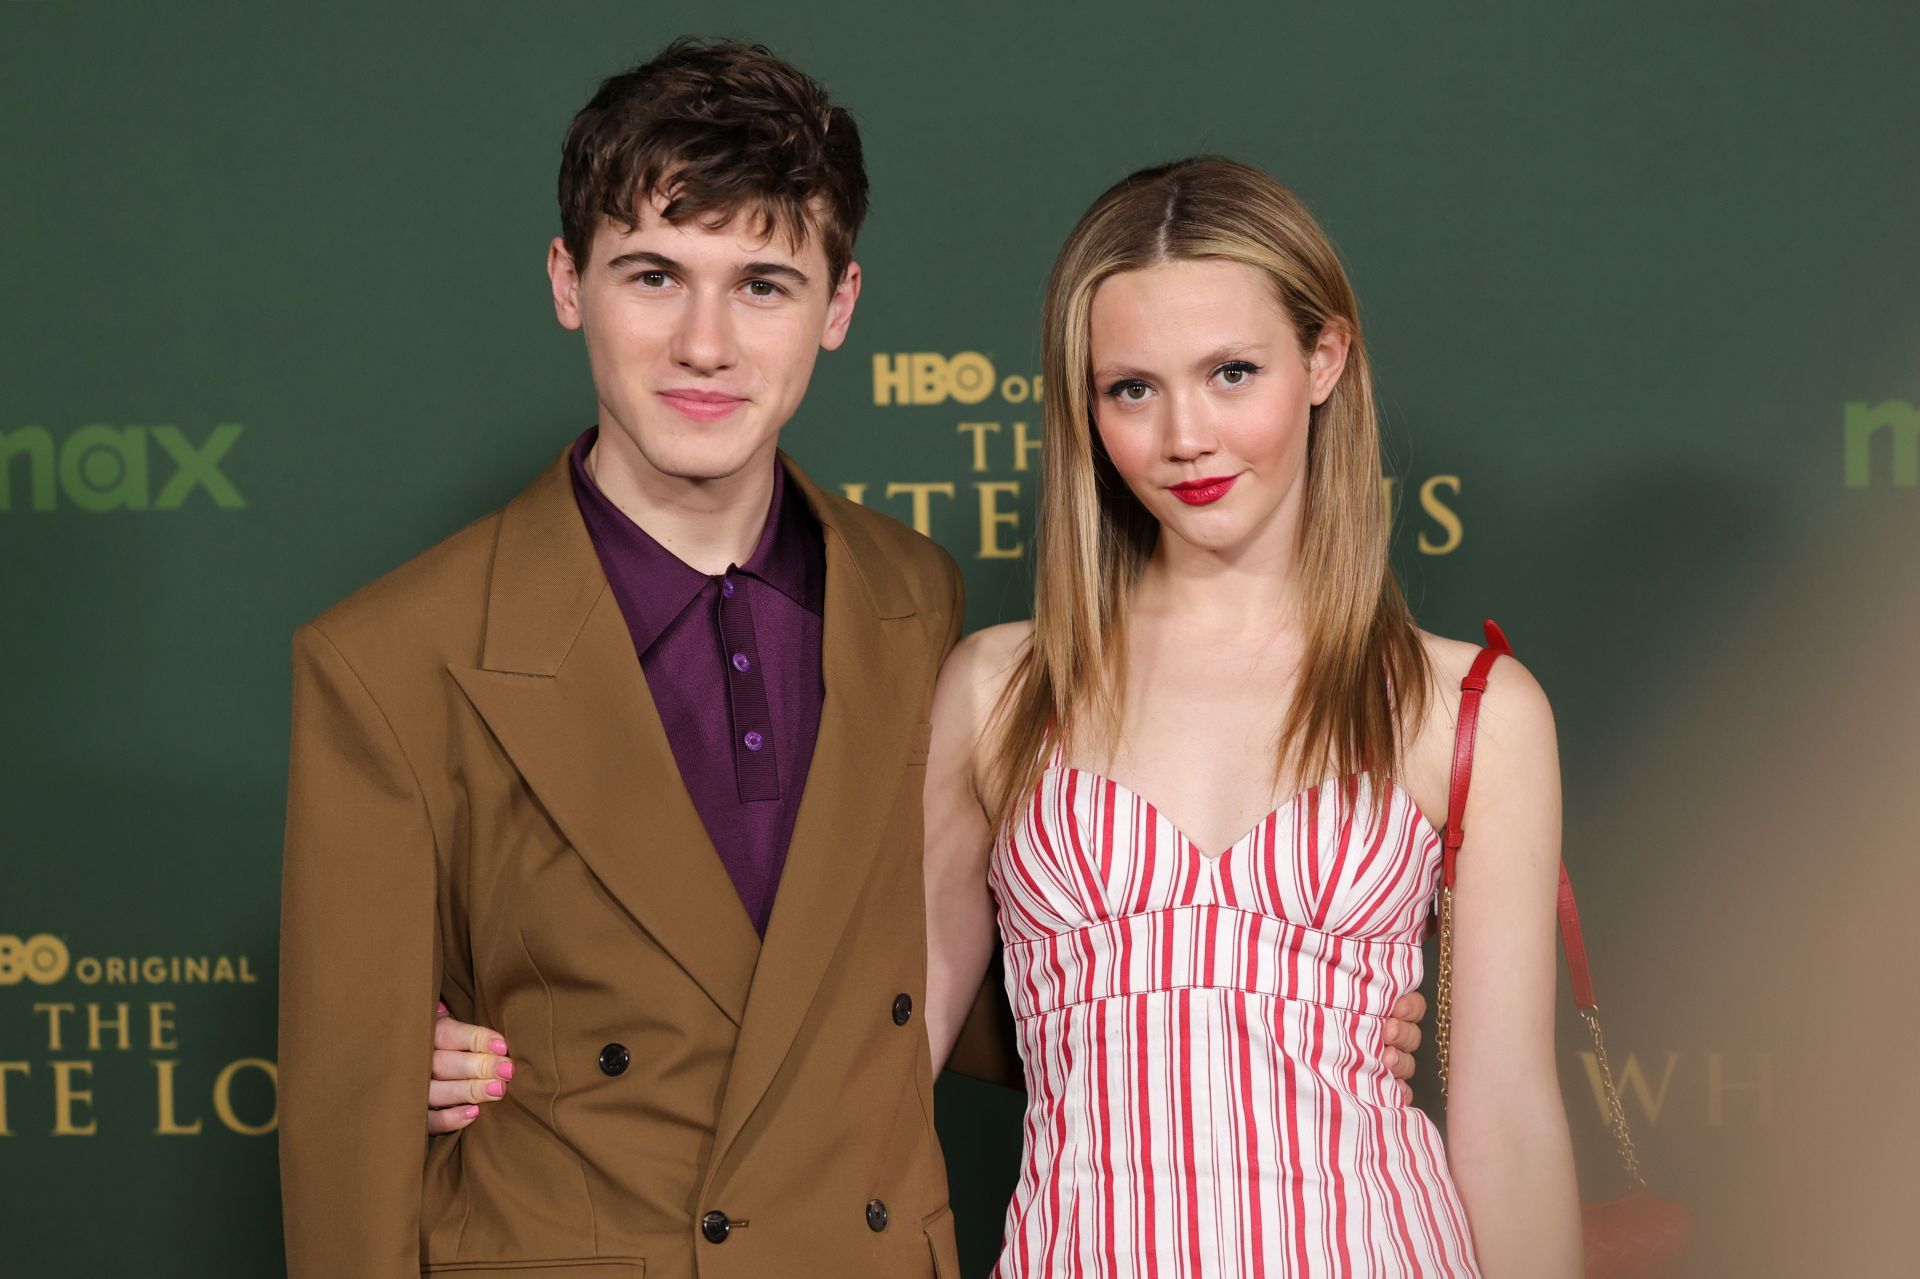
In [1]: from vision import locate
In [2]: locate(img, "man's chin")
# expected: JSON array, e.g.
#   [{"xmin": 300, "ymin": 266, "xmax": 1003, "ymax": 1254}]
[
  {"xmin": 636, "ymin": 434, "xmax": 778, "ymax": 487},
  {"xmin": 600, "ymin": 417, "xmax": 779, "ymax": 487}
]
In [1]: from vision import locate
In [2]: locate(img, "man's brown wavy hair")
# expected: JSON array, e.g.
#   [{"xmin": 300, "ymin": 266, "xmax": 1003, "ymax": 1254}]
[{"xmin": 559, "ymin": 38, "xmax": 869, "ymax": 285}]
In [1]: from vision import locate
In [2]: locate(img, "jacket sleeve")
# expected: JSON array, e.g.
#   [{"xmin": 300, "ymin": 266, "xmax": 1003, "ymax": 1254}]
[{"xmin": 278, "ymin": 622, "xmax": 441, "ymax": 1277}]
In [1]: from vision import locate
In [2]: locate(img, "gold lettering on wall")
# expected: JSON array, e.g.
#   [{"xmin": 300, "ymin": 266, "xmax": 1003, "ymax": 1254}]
[
  {"xmin": 87, "ymin": 1001, "xmax": 132, "ymax": 1051},
  {"xmin": 975, "ymin": 482, "xmax": 1025, "ymax": 559},
  {"xmin": 147, "ymin": 1002, "xmax": 179, "ymax": 1052},
  {"xmin": 51, "ymin": 1061, "xmax": 96, "ymax": 1135},
  {"xmin": 1706, "ymin": 1052, "xmax": 1774, "ymax": 1125},
  {"xmin": 211, "ymin": 1058, "xmax": 277, "ymax": 1136},
  {"xmin": 1580, "ymin": 1049, "xmax": 1681, "ymax": 1127},
  {"xmin": 884, "ymin": 482, "xmax": 956, "ymax": 537},
  {"xmin": 0, "ymin": 1062, "xmax": 28, "ymax": 1136},
  {"xmin": 1417, "ymin": 476, "xmax": 1463, "ymax": 554},
  {"xmin": 956, "ymin": 422, "xmax": 1001, "ymax": 472},
  {"xmin": 32, "ymin": 1003, "xmax": 73, "ymax": 1051},
  {"xmin": 152, "ymin": 1059, "xmax": 203, "ymax": 1135},
  {"xmin": 1011, "ymin": 422, "xmax": 1042, "ymax": 472}
]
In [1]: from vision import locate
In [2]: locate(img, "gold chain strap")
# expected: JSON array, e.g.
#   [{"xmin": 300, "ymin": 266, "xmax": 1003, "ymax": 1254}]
[
  {"xmin": 1580, "ymin": 1006, "xmax": 1647, "ymax": 1188},
  {"xmin": 1434, "ymin": 885, "xmax": 1456, "ymax": 1092},
  {"xmin": 1433, "ymin": 884, "xmax": 1646, "ymax": 1191}
]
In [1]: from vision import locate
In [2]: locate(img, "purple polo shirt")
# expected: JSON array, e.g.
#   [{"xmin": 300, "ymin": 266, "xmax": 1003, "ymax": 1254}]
[{"xmin": 569, "ymin": 428, "xmax": 825, "ymax": 936}]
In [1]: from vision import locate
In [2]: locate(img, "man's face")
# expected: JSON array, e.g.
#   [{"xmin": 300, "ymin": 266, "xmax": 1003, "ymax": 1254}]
[{"xmin": 548, "ymin": 194, "xmax": 860, "ymax": 488}]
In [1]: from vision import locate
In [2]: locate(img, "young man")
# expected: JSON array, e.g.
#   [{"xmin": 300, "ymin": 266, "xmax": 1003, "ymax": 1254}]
[{"xmin": 280, "ymin": 37, "xmax": 1425, "ymax": 1279}]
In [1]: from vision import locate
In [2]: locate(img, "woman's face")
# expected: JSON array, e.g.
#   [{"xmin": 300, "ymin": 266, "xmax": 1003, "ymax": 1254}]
[{"xmin": 1088, "ymin": 258, "xmax": 1348, "ymax": 560}]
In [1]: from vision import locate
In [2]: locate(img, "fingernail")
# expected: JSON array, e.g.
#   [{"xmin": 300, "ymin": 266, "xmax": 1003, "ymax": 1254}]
[
  {"xmin": 491, "ymin": 1038, "xmax": 509, "ymax": 1055},
  {"xmin": 437, "ymin": 1001, "xmax": 449, "ymax": 1014},
  {"xmin": 496, "ymin": 1059, "xmax": 515, "ymax": 1081},
  {"xmin": 486, "ymin": 1081, "xmax": 505, "ymax": 1098},
  {"xmin": 463, "ymin": 1105, "xmax": 479, "ymax": 1119}
]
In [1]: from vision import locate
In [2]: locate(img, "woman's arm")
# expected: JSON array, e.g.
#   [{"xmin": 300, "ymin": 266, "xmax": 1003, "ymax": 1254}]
[
  {"xmin": 922, "ymin": 622, "xmax": 1028, "ymax": 1075},
  {"xmin": 1441, "ymin": 655, "xmax": 1582, "ymax": 1278}
]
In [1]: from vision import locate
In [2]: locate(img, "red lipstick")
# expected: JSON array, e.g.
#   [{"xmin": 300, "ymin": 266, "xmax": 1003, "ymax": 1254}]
[
  {"xmin": 659, "ymin": 389, "xmax": 748, "ymax": 422},
  {"xmin": 1168, "ymin": 475, "xmax": 1238, "ymax": 505}
]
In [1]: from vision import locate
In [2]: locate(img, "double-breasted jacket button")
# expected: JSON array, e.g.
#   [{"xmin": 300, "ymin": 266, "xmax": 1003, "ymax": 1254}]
[
  {"xmin": 866, "ymin": 1199, "xmax": 889, "ymax": 1232},
  {"xmin": 891, "ymin": 993, "xmax": 913, "ymax": 1025},
  {"xmin": 598, "ymin": 1043, "xmax": 630, "ymax": 1077},
  {"xmin": 701, "ymin": 1210, "xmax": 732, "ymax": 1244}
]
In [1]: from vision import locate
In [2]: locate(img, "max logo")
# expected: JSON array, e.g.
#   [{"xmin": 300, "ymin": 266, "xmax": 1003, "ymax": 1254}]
[
  {"xmin": 1843, "ymin": 400, "xmax": 1917, "ymax": 488},
  {"xmin": 0, "ymin": 424, "xmax": 244, "ymax": 512}
]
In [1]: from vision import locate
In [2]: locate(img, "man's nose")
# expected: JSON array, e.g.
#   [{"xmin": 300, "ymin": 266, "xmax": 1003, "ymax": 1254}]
[{"xmin": 670, "ymin": 292, "xmax": 740, "ymax": 374}]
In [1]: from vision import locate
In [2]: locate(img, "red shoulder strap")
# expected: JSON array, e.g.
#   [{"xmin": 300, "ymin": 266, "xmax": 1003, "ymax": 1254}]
[{"xmin": 1441, "ymin": 619, "xmax": 1598, "ymax": 1011}]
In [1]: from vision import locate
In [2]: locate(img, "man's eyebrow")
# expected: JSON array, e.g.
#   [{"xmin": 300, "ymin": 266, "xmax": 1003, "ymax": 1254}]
[
  {"xmin": 602, "ymin": 251, "xmax": 811, "ymax": 290},
  {"xmin": 742, "ymin": 261, "xmax": 811, "ymax": 289},
  {"xmin": 605, "ymin": 250, "xmax": 683, "ymax": 274}
]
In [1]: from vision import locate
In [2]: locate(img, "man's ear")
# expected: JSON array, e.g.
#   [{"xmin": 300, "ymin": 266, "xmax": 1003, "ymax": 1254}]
[
  {"xmin": 819, "ymin": 261, "xmax": 862, "ymax": 352},
  {"xmin": 548, "ymin": 236, "xmax": 584, "ymax": 331}
]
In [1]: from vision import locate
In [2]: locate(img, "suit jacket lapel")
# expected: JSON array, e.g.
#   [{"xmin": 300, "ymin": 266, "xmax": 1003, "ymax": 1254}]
[
  {"xmin": 447, "ymin": 452, "xmax": 760, "ymax": 1025},
  {"xmin": 710, "ymin": 459, "xmax": 923, "ymax": 1162}
]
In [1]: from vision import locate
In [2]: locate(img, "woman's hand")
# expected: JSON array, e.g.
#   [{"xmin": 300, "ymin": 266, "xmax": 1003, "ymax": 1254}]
[
  {"xmin": 427, "ymin": 1001, "xmax": 513, "ymax": 1134},
  {"xmin": 1384, "ymin": 989, "xmax": 1425, "ymax": 1099}
]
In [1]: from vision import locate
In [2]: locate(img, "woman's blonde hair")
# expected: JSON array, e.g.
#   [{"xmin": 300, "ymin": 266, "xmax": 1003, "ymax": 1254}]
[{"xmin": 984, "ymin": 155, "xmax": 1431, "ymax": 825}]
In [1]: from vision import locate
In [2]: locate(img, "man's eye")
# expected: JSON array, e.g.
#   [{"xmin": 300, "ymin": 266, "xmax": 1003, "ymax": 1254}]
[
  {"xmin": 636, "ymin": 271, "xmax": 670, "ymax": 288},
  {"xmin": 744, "ymin": 279, "xmax": 784, "ymax": 299},
  {"xmin": 1106, "ymin": 380, "xmax": 1151, "ymax": 403}
]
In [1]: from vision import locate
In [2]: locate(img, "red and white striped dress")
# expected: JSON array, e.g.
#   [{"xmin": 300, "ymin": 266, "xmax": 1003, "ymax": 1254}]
[{"xmin": 987, "ymin": 759, "xmax": 1481, "ymax": 1277}]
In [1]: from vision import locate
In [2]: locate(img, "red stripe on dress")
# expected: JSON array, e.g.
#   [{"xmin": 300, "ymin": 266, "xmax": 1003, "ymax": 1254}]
[
  {"xmin": 1134, "ymin": 799, "xmax": 1158, "ymax": 916},
  {"xmin": 1235, "ymin": 989, "xmax": 1268, "ymax": 1278},
  {"xmin": 1178, "ymin": 992, "xmax": 1203, "ymax": 1272},
  {"xmin": 1133, "ymin": 993, "xmax": 1158, "ymax": 1266},
  {"xmin": 1313, "ymin": 785, "xmax": 1360, "ymax": 927},
  {"xmin": 1061, "ymin": 770, "xmax": 1111, "ymax": 923}
]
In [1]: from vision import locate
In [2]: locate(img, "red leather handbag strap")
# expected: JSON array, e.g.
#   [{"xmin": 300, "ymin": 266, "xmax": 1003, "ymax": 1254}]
[{"xmin": 1441, "ymin": 619, "xmax": 1599, "ymax": 1012}]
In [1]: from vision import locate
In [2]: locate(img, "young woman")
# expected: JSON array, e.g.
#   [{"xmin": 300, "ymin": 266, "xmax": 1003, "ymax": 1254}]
[
  {"xmin": 915, "ymin": 157, "xmax": 1579, "ymax": 1276},
  {"xmin": 428, "ymin": 157, "xmax": 1579, "ymax": 1276}
]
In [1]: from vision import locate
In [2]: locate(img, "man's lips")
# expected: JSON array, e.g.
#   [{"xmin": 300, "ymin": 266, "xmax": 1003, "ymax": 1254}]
[
  {"xmin": 1167, "ymin": 475, "xmax": 1238, "ymax": 505},
  {"xmin": 659, "ymin": 389, "xmax": 748, "ymax": 422}
]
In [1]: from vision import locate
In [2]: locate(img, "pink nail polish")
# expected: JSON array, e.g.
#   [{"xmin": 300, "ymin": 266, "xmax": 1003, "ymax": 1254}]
[
  {"xmin": 487, "ymin": 1081, "xmax": 505, "ymax": 1098},
  {"xmin": 496, "ymin": 1059, "xmax": 515, "ymax": 1081},
  {"xmin": 491, "ymin": 1038, "xmax": 509, "ymax": 1055},
  {"xmin": 464, "ymin": 1106, "xmax": 479, "ymax": 1118}
]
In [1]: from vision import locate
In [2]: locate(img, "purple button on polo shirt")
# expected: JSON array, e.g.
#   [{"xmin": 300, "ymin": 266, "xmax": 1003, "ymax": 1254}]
[{"xmin": 569, "ymin": 428, "xmax": 824, "ymax": 936}]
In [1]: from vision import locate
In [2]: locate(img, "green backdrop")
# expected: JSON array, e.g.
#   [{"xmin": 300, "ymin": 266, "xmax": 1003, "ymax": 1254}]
[{"xmin": 4, "ymin": 2, "xmax": 1916, "ymax": 1275}]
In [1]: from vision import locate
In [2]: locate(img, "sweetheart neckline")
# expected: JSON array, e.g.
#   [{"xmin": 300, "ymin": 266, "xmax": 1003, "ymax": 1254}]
[{"xmin": 1042, "ymin": 764, "xmax": 1443, "ymax": 863}]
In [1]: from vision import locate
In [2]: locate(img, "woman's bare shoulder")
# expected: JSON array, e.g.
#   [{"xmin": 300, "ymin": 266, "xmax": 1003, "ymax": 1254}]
[
  {"xmin": 932, "ymin": 619, "xmax": 1034, "ymax": 739},
  {"xmin": 1413, "ymin": 626, "xmax": 1559, "ymax": 756},
  {"xmin": 1406, "ymin": 627, "xmax": 1557, "ymax": 810},
  {"xmin": 944, "ymin": 619, "xmax": 1034, "ymax": 695}
]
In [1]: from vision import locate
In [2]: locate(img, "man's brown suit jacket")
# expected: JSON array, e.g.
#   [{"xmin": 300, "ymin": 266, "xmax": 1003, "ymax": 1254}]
[{"xmin": 279, "ymin": 448, "xmax": 1014, "ymax": 1279}]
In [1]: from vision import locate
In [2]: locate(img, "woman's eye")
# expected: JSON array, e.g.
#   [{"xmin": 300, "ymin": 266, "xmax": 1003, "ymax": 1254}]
[
  {"xmin": 1217, "ymin": 360, "xmax": 1262, "ymax": 386},
  {"xmin": 1106, "ymin": 380, "xmax": 1151, "ymax": 403}
]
